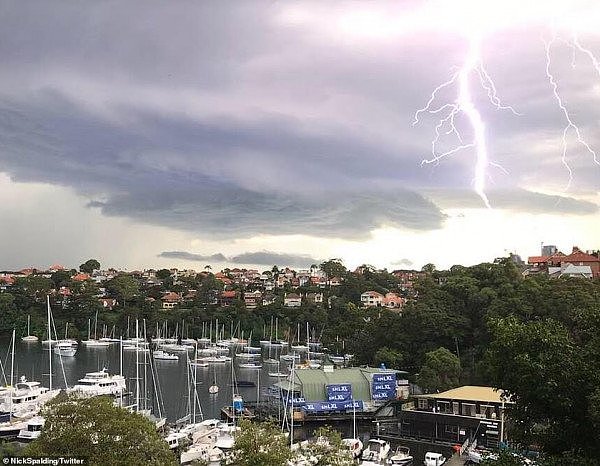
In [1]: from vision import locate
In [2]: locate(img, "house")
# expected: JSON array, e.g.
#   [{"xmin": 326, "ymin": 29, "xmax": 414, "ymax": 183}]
[
  {"xmin": 183, "ymin": 290, "xmax": 198, "ymax": 301},
  {"xmin": 328, "ymin": 277, "xmax": 342, "ymax": 287},
  {"xmin": 284, "ymin": 293, "xmax": 302, "ymax": 307},
  {"xmin": 72, "ymin": 273, "xmax": 91, "ymax": 282},
  {"xmin": 305, "ymin": 292, "xmax": 324, "ymax": 305},
  {"xmin": 277, "ymin": 275, "xmax": 289, "ymax": 288},
  {"xmin": 244, "ymin": 290, "xmax": 262, "ymax": 309},
  {"xmin": 560, "ymin": 247, "xmax": 600, "ymax": 278},
  {"xmin": 161, "ymin": 292, "xmax": 182, "ymax": 310},
  {"xmin": 382, "ymin": 292, "xmax": 404, "ymax": 310},
  {"xmin": 220, "ymin": 290, "xmax": 238, "ymax": 307},
  {"xmin": 99, "ymin": 298, "xmax": 118, "ymax": 310},
  {"xmin": 527, "ymin": 246, "xmax": 600, "ymax": 278},
  {"xmin": 361, "ymin": 291, "xmax": 384, "ymax": 307}
]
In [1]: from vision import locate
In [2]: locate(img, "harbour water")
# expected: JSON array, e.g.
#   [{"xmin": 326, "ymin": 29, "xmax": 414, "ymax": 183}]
[{"xmin": 1, "ymin": 339, "xmax": 271, "ymax": 422}]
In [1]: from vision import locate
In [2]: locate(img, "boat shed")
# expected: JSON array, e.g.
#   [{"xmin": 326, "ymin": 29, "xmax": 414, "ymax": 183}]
[{"xmin": 274, "ymin": 366, "xmax": 408, "ymax": 403}]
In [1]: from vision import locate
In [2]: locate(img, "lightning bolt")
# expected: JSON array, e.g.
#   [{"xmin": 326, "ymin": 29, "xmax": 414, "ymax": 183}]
[
  {"xmin": 543, "ymin": 31, "xmax": 600, "ymax": 191},
  {"xmin": 414, "ymin": 35, "xmax": 519, "ymax": 208}
]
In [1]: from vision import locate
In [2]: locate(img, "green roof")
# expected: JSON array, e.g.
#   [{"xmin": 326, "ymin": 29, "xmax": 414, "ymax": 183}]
[{"xmin": 274, "ymin": 367, "xmax": 405, "ymax": 402}]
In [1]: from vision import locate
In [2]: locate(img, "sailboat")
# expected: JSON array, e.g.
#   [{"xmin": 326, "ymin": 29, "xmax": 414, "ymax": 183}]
[
  {"xmin": 81, "ymin": 311, "xmax": 110, "ymax": 347},
  {"xmin": 21, "ymin": 316, "xmax": 38, "ymax": 342},
  {"xmin": 341, "ymin": 396, "xmax": 363, "ymax": 460}
]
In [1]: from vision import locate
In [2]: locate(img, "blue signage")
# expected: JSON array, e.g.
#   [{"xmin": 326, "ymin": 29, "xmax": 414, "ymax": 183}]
[
  {"xmin": 326, "ymin": 383, "xmax": 352, "ymax": 402},
  {"xmin": 302, "ymin": 400, "xmax": 363, "ymax": 413},
  {"xmin": 372, "ymin": 373, "xmax": 396, "ymax": 400}
]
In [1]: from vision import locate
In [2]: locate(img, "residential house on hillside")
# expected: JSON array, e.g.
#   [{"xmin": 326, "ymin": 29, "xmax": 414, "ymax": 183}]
[
  {"xmin": 382, "ymin": 292, "xmax": 404, "ymax": 310},
  {"xmin": 284, "ymin": 293, "xmax": 302, "ymax": 307},
  {"xmin": 161, "ymin": 291, "xmax": 182, "ymax": 310},
  {"xmin": 220, "ymin": 290, "xmax": 237, "ymax": 307},
  {"xmin": 361, "ymin": 291, "xmax": 384, "ymax": 307},
  {"xmin": 244, "ymin": 290, "xmax": 262, "ymax": 309},
  {"xmin": 305, "ymin": 292, "xmax": 324, "ymax": 305}
]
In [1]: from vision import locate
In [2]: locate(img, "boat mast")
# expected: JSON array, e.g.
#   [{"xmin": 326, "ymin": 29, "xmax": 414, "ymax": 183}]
[
  {"xmin": 9, "ymin": 329, "xmax": 15, "ymax": 416},
  {"xmin": 47, "ymin": 296, "xmax": 52, "ymax": 391},
  {"xmin": 135, "ymin": 319, "xmax": 140, "ymax": 412}
]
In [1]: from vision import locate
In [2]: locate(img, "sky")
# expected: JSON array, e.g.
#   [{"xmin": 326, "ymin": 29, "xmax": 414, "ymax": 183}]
[{"xmin": 0, "ymin": 0, "xmax": 598, "ymax": 272}]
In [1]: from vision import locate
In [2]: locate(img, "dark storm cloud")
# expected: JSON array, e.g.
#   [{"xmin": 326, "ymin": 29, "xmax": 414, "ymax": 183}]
[
  {"xmin": 158, "ymin": 251, "xmax": 228, "ymax": 262},
  {"xmin": 0, "ymin": 1, "xmax": 598, "ymax": 242},
  {"xmin": 158, "ymin": 250, "xmax": 320, "ymax": 268}
]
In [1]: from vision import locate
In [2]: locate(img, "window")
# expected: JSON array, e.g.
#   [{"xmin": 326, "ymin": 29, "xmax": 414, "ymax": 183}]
[
  {"xmin": 452, "ymin": 402, "xmax": 459, "ymax": 414},
  {"xmin": 462, "ymin": 403, "xmax": 476, "ymax": 417},
  {"xmin": 418, "ymin": 398, "xmax": 428, "ymax": 410},
  {"xmin": 445, "ymin": 425, "xmax": 458, "ymax": 434}
]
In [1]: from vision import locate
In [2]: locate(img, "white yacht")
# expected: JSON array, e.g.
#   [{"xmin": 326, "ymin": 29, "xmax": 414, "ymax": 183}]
[
  {"xmin": 0, "ymin": 377, "xmax": 59, "ymax": 420},
  {"xmin": 70, "ymin": 369, "xmax": 126, "ymax": 397},
  {"xmin": 16, "ymin": 416, "xmax": 44, "ymax": 443},
  {"xmin": 341, "ymin": 438, "xmax": 363, "ymax": 460},
  {"xmin": 53, "ymin": 341, "xmax": 76, "ymax": 357}
]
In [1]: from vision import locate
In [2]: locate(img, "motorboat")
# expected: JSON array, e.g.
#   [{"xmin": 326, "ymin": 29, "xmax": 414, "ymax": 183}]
[
  {"xmin": 53, "ymin": 341, "xmax": 76, "ymax": 357},
  {"xmin": 360, "ymin": 439, "xmax": 391, "ymax": 464},
  {"xmin": 341, "ymin": 438, "xmax": 363, "ymax": 459},
  {"xmin": 153, "ymin": 350, "xmax": 178, "ymax": 361},
  {"xmin": 424, "ymin": 452, "xmax": 446, "ymax": 466},
  {"xmin": 268, "ymin": 372, "xmax": 288, "ymax": 378},
  {"xmin": 0, "ymin": 377, "xmax": 59, "ymax": 420},
  {"xmin": 16, "ymin": 416, "xmax": 44, "ymax": 443},
  {"xmin": 70, "ymin": 369, "xmax": 126, "ymax": 397},
  {"xmin": 388, "ymin": 446, "xmax": 413, "ymax": 465},
  {"xmin": 238, "ymin": 362, "xmax": 262, "ymax": 369}
]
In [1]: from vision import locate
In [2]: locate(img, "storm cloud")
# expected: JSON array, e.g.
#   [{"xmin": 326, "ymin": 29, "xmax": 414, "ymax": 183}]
[
  {"xmin": 0, "ymin": 0, "xmax": 598, "ymax": 245},
  {"xmin": 159, "ymin": 250, "xmax": 321, "ymax": 268}
]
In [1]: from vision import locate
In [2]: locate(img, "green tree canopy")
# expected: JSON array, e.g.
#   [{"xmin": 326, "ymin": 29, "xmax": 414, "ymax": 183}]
[
  {"xmin": 156, "ymin": 269, "xmax": 171, "ymax": 280},
  {"xmin": 320, "ymin": 259, "xmax": 347, "ymax": 279},
  {"xmin": 229, "ymin": 419, "xmax": 292, "ymax": 466},
  {"xmin": 106, "ymin": 274, "xmax": 139, "ymax": 305},
  {"xmin": 25, "ymin": 393, "xmax": 176, "ymax": 465},
  {"xmin": 79, "ymin": 259, "xmax": 100, "ymax": 274},
  {"xmin": 416, "ymin": 347, "xmax": 461, "ymax": 393}
]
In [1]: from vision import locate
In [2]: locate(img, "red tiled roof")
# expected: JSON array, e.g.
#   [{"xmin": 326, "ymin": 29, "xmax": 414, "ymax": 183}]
[
  {"xmin": 72, "ymin": 273, "xmax": 90, "ymax": 281},
  {"xmin": 221, "ymin": 290, "xmax": 237, "ymax": 298},
  {"xmin": 527, "ymin": 256, "xmax": 548, "ymax": 263},
  {"xmin": 562, "ymin": 247, "xmax": 599, "ymax": 263},
  {"xmin": 161, "ymin": 292, "xmax": 181, "ymax": 302}
]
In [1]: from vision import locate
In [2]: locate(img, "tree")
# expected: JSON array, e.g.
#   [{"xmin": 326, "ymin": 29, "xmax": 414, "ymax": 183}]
[
  {"xmin": 416, "ymin": 347, "xmax": 461, "ymax": 393},
  {"xmin": 421, "ymin": 263, "xmax": 436, "ymax": 273},
  {"xmin": 79, "ymin": 259, "xmax": 100, "ymax": 274},
  {"xmin": 105, "ymin": 274, "xmax": 139, "ymax": 308},
  {"xmin": 229, "ymin": 419, "xmax": 292, "ymax": 466},
  {"xmin": 486, "ymin": 316, "xmax": 600, "ymax": 458},
  {"xmin": 156, "ymin": 269, "xmax": 171, "ymax": 280},
  {"xmin": 373, "ymin": 347, "xmax": 403, "ymax": 369},
  {"xmin": 51, "ymin": 269, "xmax": 72, "ymax": 288},
  {"xmin": 25, "ymin": 393, "xmax": 176, "ymax": 465},
  {"xmin": 320, "ymin": 259, "xmax": 347, "ymax": 279}
]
